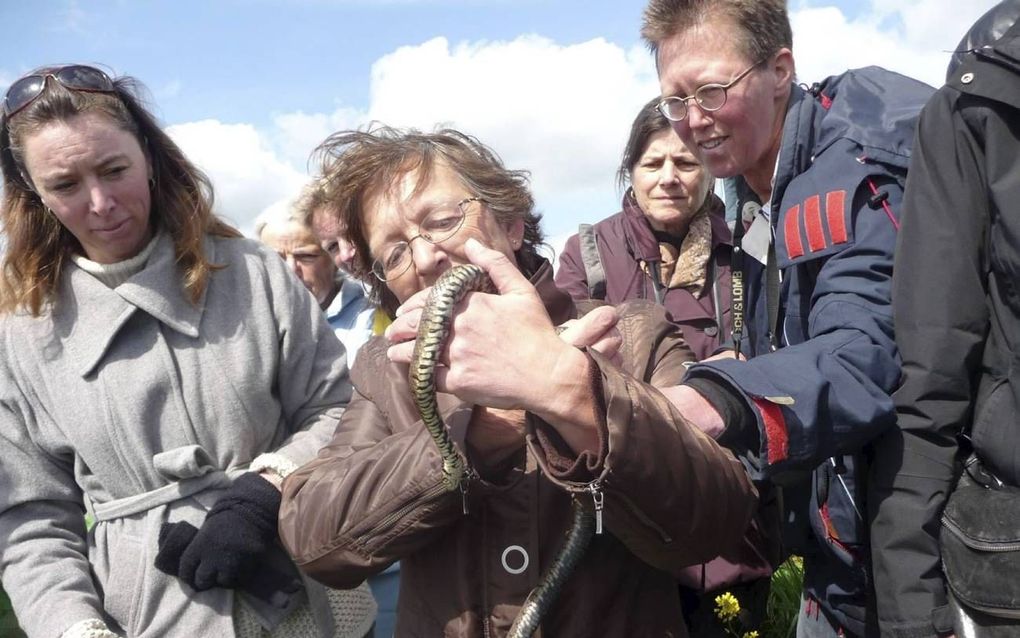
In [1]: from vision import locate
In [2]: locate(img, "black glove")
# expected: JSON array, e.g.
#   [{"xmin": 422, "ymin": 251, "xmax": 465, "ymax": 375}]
[{"xmin": 155, "ymin": 472, "xmax": 282, "ymax": 591}]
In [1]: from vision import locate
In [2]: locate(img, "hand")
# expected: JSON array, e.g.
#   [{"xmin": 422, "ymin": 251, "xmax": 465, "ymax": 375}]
[
  {"xmin": 155, "ymin": 473, "xmax": 282, "ymax": 591},
  {"xmin": 658, "ymin": 384, "xmax": 726, "ymax": 439},
  {"xmin": 704, "ymin": 348, "xmax": 747, "ymax": 362},
  {"xmin": 385, "ymin": 239, "xmax": 587, "ymax": 413},
  {"xmin": 557, "ymin": 305, "xmax": 623, "ymax": 366}
]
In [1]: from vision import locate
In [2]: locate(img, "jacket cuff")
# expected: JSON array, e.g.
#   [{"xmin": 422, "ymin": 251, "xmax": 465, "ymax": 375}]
[
  {"xmin": 683, "ymin": 376, "xmax": 759, "ymax": 460},
  {"xmin": 62, "ymin": 619, "xmax": 121, "ymax": 638},
  {"xmin": 250, "ymin": 452, "xmax": 301, "ymax": 479},
  {"xmin": 528, "ymin": 349, "xmax": 608, "ymax": 483}
]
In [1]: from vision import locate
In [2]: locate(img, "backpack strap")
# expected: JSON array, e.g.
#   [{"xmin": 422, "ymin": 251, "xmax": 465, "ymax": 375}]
[{"xmin": 578, "ymin": 223, "xmax": 607, "ymax": 300}]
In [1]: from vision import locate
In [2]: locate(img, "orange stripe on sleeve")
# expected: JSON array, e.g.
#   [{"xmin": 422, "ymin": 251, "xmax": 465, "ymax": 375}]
[
  {"xmin": 804, "ymin": 194, "xmax": 826, "ymax": 252},
  {"xmin": 753, "ymin": 398, "xmax": 789, "ymax": 465},
  {"xmin": 826, "ymin": 190, "xmax": 848, "ymax": 244},
  {"xmin": 784, "ymin": 205, "xmax": 804, "ymax": 260}
]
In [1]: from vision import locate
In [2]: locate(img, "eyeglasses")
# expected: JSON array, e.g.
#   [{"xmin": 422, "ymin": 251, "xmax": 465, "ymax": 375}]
[
  {"xmin": 3, "ymin": 65, "xmax": 116, "ymax": 118},
  {"xmin": 657, "ymin": 56, "xmax": 768, "ymax": 122},
  {"xmin": 371, "ymin": 197, "xmax": 483, "ymax": 282}
]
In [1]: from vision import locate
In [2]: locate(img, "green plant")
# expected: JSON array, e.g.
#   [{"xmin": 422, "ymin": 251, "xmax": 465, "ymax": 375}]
[
  {"xmin": 762, "ymin": 555, "xmax": 804, "ymax": 638},
  {"xmin": 0, "ymin": 585, "xmax": 26, "ymax": 638}
]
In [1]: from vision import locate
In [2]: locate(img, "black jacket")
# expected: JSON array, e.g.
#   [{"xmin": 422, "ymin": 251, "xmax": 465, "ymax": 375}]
[{"xmin": 869, "ymin": 6, "xmax": 1020, "ymax": 637}]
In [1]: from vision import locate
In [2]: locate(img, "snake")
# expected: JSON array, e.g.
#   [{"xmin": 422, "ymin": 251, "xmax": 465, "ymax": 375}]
[{"xmin": 408, "ymin": 263, "xmax": 596, "ymax": 638}]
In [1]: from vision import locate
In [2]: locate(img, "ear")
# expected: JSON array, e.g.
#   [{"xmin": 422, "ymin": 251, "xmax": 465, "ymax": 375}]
[
  {"xmin": 507, "ymin": 217, "xmax": 526, "ymax": 249},
  {"xmin": 771, "ymin": 48, "xmax": 796, "ymax": 95}
]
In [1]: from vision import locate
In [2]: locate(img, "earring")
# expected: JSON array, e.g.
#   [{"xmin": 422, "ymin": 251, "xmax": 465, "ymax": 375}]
[{"xmin": 148, "ymin": 176, "xmax": 156, "ymax": 189}]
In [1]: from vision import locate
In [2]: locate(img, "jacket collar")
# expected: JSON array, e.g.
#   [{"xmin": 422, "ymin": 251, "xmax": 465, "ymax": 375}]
[
  {"xmin": 530, "ymin": 257, "xmax": 576, "ymax": 325},
  {"xmin": 771, "ymin": 83, "xmax": 823, "ymax": 212},
  {"xmin": 620, "ymin": 190, "xmax": 732, "ymax": 261},
  {"xmin": 55, "ymin": 231, "xmax": 211, "ymax": 376}
]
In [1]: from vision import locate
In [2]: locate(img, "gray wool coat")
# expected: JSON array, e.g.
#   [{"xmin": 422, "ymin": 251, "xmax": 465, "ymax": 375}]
[{"xmin": 0, "ymin": 233, "xmax": 353, "ymax": 637}]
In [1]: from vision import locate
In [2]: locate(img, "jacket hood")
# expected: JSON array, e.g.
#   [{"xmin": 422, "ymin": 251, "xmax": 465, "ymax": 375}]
[{"xmin": 948, "ymin": 0, "xmax": 1020, "ymax": 79}]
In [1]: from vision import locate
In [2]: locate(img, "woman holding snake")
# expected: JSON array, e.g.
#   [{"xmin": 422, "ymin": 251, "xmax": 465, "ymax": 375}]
[{"xmin": 279, "ymin": 126, "xmax": 758, "ymax": 637}]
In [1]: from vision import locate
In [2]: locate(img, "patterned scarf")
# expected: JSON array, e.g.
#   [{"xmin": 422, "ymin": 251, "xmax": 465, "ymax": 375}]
[{"xmin": 643, "ymin": 207, "xmax": 713, "ymax": 296}]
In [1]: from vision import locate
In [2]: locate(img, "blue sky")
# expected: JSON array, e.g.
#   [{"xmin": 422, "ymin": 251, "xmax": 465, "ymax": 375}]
[
  {"xmin": 0, "ymin": 0, "xmax": 999, "ymax": 248},
  {"xmin": 2, "ymin": 1, "xmax": 650, "ymax": 127}
]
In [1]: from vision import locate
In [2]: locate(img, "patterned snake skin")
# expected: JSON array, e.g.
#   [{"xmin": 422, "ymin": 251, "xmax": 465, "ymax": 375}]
[{"xmin": 409, "ymin": 264, "xmax": 595, "ymax": 638}]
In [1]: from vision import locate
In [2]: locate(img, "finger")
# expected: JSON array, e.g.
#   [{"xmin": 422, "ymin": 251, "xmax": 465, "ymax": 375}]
[
  {"xmin": 558, "ymin": 306, "xmax": 620, "ymax": 348},
  {"xmin": 464, "ymin": 238, "xmax": 533, "ymax": 296},
  {"xmin": 588, "ymin": 329, "xmax": 623, "ymax": 360},
  {"xmin": 193, "ymin": 560, "xmax": 219, "ymax": 591},
  {"xmin": 393, "ymin": 286, "xmax": 432, "ymax": 317},
  {"xmin": 154, "ymin": 522, "xmax": 197, "ymax": 577},
  {"xmin": 385, "ymin": 307, "xmax": 422, "ymax": 344},
  {"xmin": 386, "ymin": 339, "xmax": 417, "ymax": 364}
]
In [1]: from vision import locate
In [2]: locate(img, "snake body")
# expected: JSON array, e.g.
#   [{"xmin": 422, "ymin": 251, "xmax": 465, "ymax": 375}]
[{"xmin": 409, "ymin": 263, "xmax": 595, "ymax": 638}]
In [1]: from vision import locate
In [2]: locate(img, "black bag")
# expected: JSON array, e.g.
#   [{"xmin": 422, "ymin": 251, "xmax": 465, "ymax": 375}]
[{"xmin": 941, "ymin": 455, "xmax": 1020, "ymax": 629}]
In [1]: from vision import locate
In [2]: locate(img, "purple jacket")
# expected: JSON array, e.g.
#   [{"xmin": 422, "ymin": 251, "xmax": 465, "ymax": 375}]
[{"xmin": 556, "ymin": 193, "xmax": 733, "ymax": 361}]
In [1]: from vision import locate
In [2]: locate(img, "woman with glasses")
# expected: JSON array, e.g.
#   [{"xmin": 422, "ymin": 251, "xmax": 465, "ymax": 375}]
[
  {"xmin": 556, "ymin": 97, "xmax": 780, "ymax": 637},
  {"xmin": 0, "ymin": 66, "xmax": 376, "ymax": 637},
  {"xmin": 277, "ymin": 126, "xmax": 758, "ymax": 637}
]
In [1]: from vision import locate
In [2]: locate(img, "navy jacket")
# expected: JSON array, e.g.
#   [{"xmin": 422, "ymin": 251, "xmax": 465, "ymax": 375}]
[{"xmin": 685, "ymin": 68, "xmax": 934, "ymax": 635}]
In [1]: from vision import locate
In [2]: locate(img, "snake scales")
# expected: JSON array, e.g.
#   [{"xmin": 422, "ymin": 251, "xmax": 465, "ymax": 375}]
[{"xmin": 408, "ymin": 263, "xmax": 596, "ymax": 638}]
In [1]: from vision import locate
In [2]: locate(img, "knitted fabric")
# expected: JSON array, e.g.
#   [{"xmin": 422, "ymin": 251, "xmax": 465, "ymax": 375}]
[
  {"xmin": 70, "ymin": 231, "xmax": 160, "ymax": 288},
  {"xmin": 234, "ymin": 582, "xmax": 378, "ymax": 638},
  {"xmin": 61, "ymin": 619, "xmax": 120, "ymax": 638}
]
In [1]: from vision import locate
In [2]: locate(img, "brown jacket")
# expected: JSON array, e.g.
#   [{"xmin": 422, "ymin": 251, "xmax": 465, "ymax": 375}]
[{"xmin": 279, "ymin": 261, "xmax": 757, "ymax": 637}]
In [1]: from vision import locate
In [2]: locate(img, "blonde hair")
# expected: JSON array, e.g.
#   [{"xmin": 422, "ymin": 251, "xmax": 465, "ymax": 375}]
[{"xmin": 641, "ymin": 0, "xmax": 792, "ymax": 62}]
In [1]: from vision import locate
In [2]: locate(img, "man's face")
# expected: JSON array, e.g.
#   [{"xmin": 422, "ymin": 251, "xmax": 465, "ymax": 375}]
[
  {"xmin": 311, "ymin": 207, "xmax": 358, "ymax": 274},
  {"xmin": 656, "ymin": 15, "xmax": 789, "ymax": 184},
  {"xmin": 260, "ymin": 219, "xmax": 338, "ymax": 307}
]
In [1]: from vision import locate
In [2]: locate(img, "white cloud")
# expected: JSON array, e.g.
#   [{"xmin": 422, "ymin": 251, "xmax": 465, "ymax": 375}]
[
  {"xmin": 166, "ymin": 120, "xmax": 308, "ymax": 236},
  {"xmin": 271, "ymin": 106, "xmax": 368, "ymax": 171},
  {"xmin": 792, "ymin": 0, "xmax": 1000, "ymax": 87},
  {"xmin": 171, "ymin": 0, "xmax": 1001, "ymax": 255},
  {"xmin": 364, "ymin": 35, "xmax": 659, "ymax": 240}
]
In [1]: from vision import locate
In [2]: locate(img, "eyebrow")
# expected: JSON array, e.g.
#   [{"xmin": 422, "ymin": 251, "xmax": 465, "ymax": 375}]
[{"xmin": 96, "ymin": 152, "xmax": 131, "ymax": 167}]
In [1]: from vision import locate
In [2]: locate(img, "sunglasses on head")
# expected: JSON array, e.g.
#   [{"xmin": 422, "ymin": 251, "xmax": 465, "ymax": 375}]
[{"xmin": 3, "ymin": 65, "xmax": 116, "ymax": 118}]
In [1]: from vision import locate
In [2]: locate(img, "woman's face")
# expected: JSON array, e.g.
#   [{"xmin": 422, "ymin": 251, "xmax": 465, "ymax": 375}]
[
  {"xmin": 22, "ymin": 111, "xmax": 153, "ymax": 264},
  {"xmin": 630, "ymin": 128, "xmax": 711, "ymax": 235},
  {"xmin": 362, "ymin": 161, "xmax": 524, "ymax": 304}
]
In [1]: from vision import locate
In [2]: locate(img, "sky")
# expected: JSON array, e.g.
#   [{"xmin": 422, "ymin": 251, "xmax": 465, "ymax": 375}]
[{"xmin": 0, "ymin": 0, "xmax": 1001, "ymax": 255}]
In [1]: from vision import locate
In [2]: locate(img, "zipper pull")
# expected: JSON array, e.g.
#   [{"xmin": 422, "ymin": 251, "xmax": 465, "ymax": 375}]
[
  {"xmin": 460, "ymin": 467, "xmax": 478, "ymax": 515},
  {"xmin": 588, "ymin": 481, "xmax": 604, "ymax": 535}
]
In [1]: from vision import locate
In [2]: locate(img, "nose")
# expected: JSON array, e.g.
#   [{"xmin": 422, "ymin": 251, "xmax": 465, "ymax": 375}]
[
  {"xmin": 337, "ymin": 238, "xmax": 357, "ymax": 270},
  {"xmin": 408, "ymin": 236, "xmax": 446, "ymax": 280},
  {"xmin": 659, "ymin": 162, "xmax": 680, "ymax": 186},
  {"xmin": 685, "ymin": 103, "xmax": 713, "ymax": 130},
  {"xmin": 88, "ymin": 182, "xmax": 115, "ymax": 216}
]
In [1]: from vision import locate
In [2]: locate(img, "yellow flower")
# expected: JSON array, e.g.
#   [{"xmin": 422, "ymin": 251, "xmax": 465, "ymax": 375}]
[
  {"xmin": 742, "ymin": 632, "xmax": 759, "ymax": 638},
  {"xmin": 714, "ymin": 592, "xmax": 741, "ymax": 621}
]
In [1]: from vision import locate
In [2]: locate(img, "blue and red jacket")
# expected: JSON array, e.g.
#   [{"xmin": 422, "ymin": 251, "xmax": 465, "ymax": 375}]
[{"xmin": 684, "ymin": 67, "xmax": 934, "ymax": 635}]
